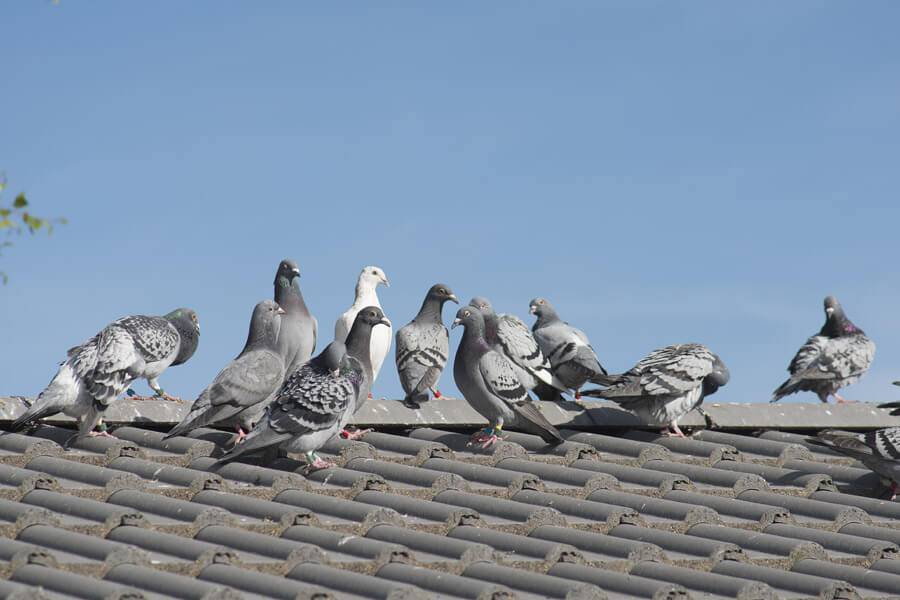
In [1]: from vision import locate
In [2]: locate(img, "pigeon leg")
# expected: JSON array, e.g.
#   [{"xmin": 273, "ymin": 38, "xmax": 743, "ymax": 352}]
[
  {"xmin": 891, "ymin": 482, "xmax": 898, "ymax": 501},
  {"xmin": 340, "ymin": 427, "xmax": 372, "ymax": 441},
  {"xmin": 367, "ymin": 392, "xmax": 374, "ymax": 400},
  {"xmin": 148, "ymin": 379, "xmax": 180, "ymax": 402},
  {"xmin": 303, "ymin": 452, "xmax": 335, "ymax": 473},
  {"xmin": 669, "ymin": 422, "xmax": 687, "ymax": 438}
]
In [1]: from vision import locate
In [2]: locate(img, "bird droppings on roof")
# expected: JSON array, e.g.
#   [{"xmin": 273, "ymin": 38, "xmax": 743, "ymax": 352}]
[{"xmin": 0, "ymin": 401, "xmax": 900, "ymax": 598}]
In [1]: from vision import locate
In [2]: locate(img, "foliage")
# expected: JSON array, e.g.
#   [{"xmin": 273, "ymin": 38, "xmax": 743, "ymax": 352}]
[{"xmin": 0, "ymin": 176, "xmax": 67, "ymax": 283}]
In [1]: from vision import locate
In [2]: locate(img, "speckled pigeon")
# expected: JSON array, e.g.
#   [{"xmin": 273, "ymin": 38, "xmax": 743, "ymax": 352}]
[
  {"xmin": 582, "ymin": 343, "xmax": 730, "ymax": 437},
  {"xmin": 810, "ymin": 429, "xmax": 900, "ymax": 499},
  {"xmin": 335, "ymin": 266, "xmax": 391, "ymax": 383},
  {"xmin": 274, "ymin": 259, "xmax": 318, "ymax": 378},
  {"xmin": 395, "ymin": 284, "xmax": 458, "ymax": 409},
  {"xmin": 529, "ymin": 297, "xmax": 608, "ymax": 397},
  {"xmin": 219, "ymin": 307, "xmax": 390, "ymax": 471},
  {"xmin": 164, "ymin": 300, "xmax": 285, "ymax": 443},
  {"xmin": 452, "ymin": 306, "xmax": 563, "ymax": 448},
  {"xmin": 772, "ymin": 296, "xmax": 875, "ymax": 404},
  {"xmin": 10, "ymin": 308, "xmax": 200, "ymax": 438},
  {"xmin": 469, "ymin": 296, "xmax": 569, "ymax": 402}
]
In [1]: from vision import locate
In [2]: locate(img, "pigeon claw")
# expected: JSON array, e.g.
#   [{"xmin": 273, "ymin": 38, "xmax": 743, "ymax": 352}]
[
  {"xmin": 234, "ymin": 427, "xmax": 247, "ymax": 445},
  {"xmin": 88, "ymin": 430, "xmax": 116, "ymax": 439},
  {"xmin": 467, "ymin": 428, "xmax": 502, "ymax": 449},
  {"xmin": 304, "ymin": 456, "xmax": 335, "ymax": 473}
]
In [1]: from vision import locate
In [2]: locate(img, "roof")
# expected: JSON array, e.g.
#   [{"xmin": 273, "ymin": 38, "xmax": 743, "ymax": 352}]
[{"xmin": 0, "ymin": 398, "xmax": 899, "ymax": 600}]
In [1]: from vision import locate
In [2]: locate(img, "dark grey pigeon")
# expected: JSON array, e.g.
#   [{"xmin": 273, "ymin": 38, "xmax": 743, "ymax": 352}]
[
  {"xmin": 772, "ymin": 296, "xmax": 875, "ymax": 404},
  {"xmin": 809, "ymin": 428, "xmax": 900, "ymax": 499},
  {"xmin": 274, "ymin": 259, "xmax": 318, "ymax": 378},
  {"xmin": 452, "ymin": 306, "xmax": 563, "ymax": 448},
  {"xmin": 218, "ymin": 307, "xmax": 390, "ymax": 472},
  {"xmin": 10, "ymin": 308, "xmax": 200, "ymax": 439},
  {"xmin": 582, "ymin": 344, "xmax": 730, "ymax": 437},
  {"xmin": 469, "ymin": 296, "xmax": 569, "ymax": 401},
  {"xmin": 529, "ymin": 297, "xmax": 608, "ymax": 397},
  {"xmin": 164, "ymin": 300, "xmax": 285, "ymax": 443},
  {"xmin": 395, "ymin": 284, "xmax": 459, "ymax": 409}
]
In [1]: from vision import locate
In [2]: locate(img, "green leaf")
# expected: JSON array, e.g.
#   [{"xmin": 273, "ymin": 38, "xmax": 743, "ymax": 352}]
[
  {"xmin": 0, "ymin": 218, "xmax": 13, "ymax": 229},
  {"xmin": 13, "ymin": 193, "xmax": 27, "ymax": 208},
  {"xmin": 0, "ymin": 209, "xmax": 9, "ymax": 217}
]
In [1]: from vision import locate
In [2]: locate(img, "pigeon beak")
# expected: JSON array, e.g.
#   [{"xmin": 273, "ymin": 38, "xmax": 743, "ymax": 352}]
[
  {"xmin": 825, "ymin": 307, "xmax": 835, "ymax": 317},
  {"xmin": 379, "ymin": 316, "xmax": 392, "ymax": 327},
  {"xmin": 451, "ymin": 318, "xmax": 462, "ymax": 329},
  {"xmin": 448, "ymin": 294, "xmax": 459, "ymax": 304},
  {"xmin": 291, "ymin": 268, "xmax": 300, "ymax": 277},
  {"xmin": 528, "ymin": 305, "xmax": 537, "ymax": 315},
  {"xmin": 276, "ymin": 306, "xmax": 286, "ymax": 315},
  {"xmin": 382, "ymin": 277, "xmax": 390, "ymax": 287}
]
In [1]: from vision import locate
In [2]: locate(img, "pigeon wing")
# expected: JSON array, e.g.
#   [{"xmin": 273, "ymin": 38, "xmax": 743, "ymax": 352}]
[
  {"xmin": 396, "ymin": 322, "xmax": 449, "ymax": 395},
  {"xmin": 268, "ymin": 357, "xmax": 361, "ymax": 435},
  {"xmin": 117, "ymin": 315, "xmax": 180, "ymax": 363}
]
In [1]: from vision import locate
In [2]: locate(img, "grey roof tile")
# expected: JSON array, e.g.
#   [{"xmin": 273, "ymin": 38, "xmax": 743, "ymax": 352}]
[
  {"xmin": 4, "ymin": 402, "xmax": 900, "ymax": 599},
  {"xmin": 549, "ymin": 563, "xmax": 691, "ymax": 600},
  {"xmin": 12, "ymin": 563, "xmax": 146, "ymax": 600},
  {"xmin": 293, "ymin": 562, "xmax": 434, "ymax": 599},
  {"xmin": 104, "ymin": 563, "xmax": 242, "ymax": 599},
  {"xmin": 712, "ymin": 560, "xmax": 858, "ymax": 599},
  {"xmin": 198, "ymin": 563, "xmax": 334, "ymax": 600}
]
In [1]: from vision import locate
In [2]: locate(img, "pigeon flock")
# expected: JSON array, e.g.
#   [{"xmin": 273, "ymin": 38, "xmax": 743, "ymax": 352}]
[{"xmin": 7, "ymin": 260, "xmax": 896, "ymax": 490}]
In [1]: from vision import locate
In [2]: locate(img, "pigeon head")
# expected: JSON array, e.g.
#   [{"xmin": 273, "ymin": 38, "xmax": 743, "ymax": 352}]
[
  {"xmin": 427, "ymin": 283, "xmax": 459, "ymax": 305},
  {"xmin": 275, "ymin": 259, "xmax": 301, "ymax": 287},
  {"xmin": 164, "ymin": 308, "xmax": 200, "ymax": 366},
  {"xmin": 703, "ymin": 355, "xmax": 730, "ymax": 397},
  {"xmin": 820, "ymin": 296, "xmax": 863, "ymax": 337},
  {"xmin": 346, "ymin": 306, "xmax": 392, "ymax": 365},
  {"xmin": 246, "ymin": 299, "xmax": 285, "ymax": 350},
  {"xmin": 359, "ymin": 266, "xmax": 390, "ymax": 290},
  {"xmin": 452, "ymin": 306, "xmax": 486, "ymax": 333},
  {"xmin": 468, "ymin": 296, "xmax": 496, "ymax": 316},
  {"xmin": 528, "ymin": 297, "xmax": 559, "ymax": 322}
]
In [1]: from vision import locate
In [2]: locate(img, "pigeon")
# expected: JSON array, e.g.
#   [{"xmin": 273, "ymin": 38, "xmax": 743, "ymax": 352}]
[
  {"xmin": 581, "ymin": 343, "xmax": 730, "ymax": 437},
  {"xmin": 809, "ymin": 428, "xmax": 900, "ymax": 499},
  {"xmin": 164, "ymin": 300, "xmax": 285, "ymax": 444},
  {"xmin": 395, "ymin": 284, "xmax": 459, "ymax": 409},
  {"xmin": 335, "ymin": 266, "xmax": 392, "ymax": 384},
  {"xmin": 772, "ymin": 296, "xmax": 875, "ymax": 404},
  {"xmin": 469, "ymin": 296, "xmax": 569, "ymax": 401},
  {"xmin": 10, "ymin": 308, "xmax": 200, "ymax": 439},
  {"xmin": 529, "ymin": 297, "xmax": 609, "ymax": 397},
  {"xmin": 452, "ymin": 306, "xmax": 563, "ymax": 448},
  {"xmin": 218, "ymin": 307, "xmax": 390, "ymax": 471},
  {"xmin": 274, "ymin": 259, "xmax": 318, "ymax": 378}
]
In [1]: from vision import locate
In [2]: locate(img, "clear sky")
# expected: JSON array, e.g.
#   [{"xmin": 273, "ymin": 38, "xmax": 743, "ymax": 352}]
[{"xmin": 3, "ymin": 2, "xmax": 899, "ymax": 407}]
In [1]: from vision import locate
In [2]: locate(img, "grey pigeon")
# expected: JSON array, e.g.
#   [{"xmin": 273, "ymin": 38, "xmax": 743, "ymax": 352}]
[
  {"xmin": 335, "ymin": 266, "xmax": 391, "ymax": 382},
  {"xmin": 164, "ymin": 300, "xmax": 285, "ymax": 443},
  {"xmin": 582, "ymin": 343, "xmax": 730, "ymax": 437},
  {"xmin": 809, "ymin": 428, "xmax": 900, "ymax": 499},
  {"xmin": 452, "ymin": 306, "xmax": 563, "ymax": 448},
  {"xmin": 219, "ymin": 307, "xmax": 390, "ymax": 471},
  {"xmin": 772, "ymin": 296, "xmax": 875, "ymax": 404},
  {"xmin": 396, "ymin": 284, "xmax": 459, "ymax": 409},
  {"xmin": 529, "ymin": 297, "xmax": 608, "ymax": 397},
  {"xmin": 10, "ymin": 308, "xmax": 200, "ymax": 439},
  {"xmin": 274, "ymin": 259, "xmax": 318, "ymax": 378},
  {"xmin": 469, "ymin": 296, "xmax": 569, "ymax": 401}
]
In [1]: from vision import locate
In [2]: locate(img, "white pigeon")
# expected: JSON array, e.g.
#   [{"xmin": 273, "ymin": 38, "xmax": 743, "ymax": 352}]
[{"xmin": 334, "ymin": 266, "xmax": 391, "ymax": 382}]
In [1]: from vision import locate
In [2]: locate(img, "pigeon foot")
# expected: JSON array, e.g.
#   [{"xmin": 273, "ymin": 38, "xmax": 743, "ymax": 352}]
[
  {"xmin": 834, "ymin": 394, "xmax": 857, "ymax": 404},
  {"xmin": 303, "ymin": 456, "xmax": 335, "ymax": 473},
  {"xmin": 234, "ymin": 427, "xmax": 247, "ymax": 445},
  {"xmin": 431, "ymin": 388, "xmax": 442, "ymax": 399},
  {"xmin": 88, "ymin": 430, "xmax": 116, "ymax": 439},
  {"xmin": 467, "ymin": 428, "xmax": 502, "ymax": 448},
  {"xmin": 340, "ymin": 427, "xmax": 372, "ymax": 441},
  {"xmin": 402, "ymin": 399, "xmax": 421, "ymax": 409}
]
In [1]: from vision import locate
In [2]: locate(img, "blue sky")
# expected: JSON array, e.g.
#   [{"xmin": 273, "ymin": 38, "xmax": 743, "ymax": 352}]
[{"xmin": 3, "ymin": 2, "xmax": 899, "ymax": 406}]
